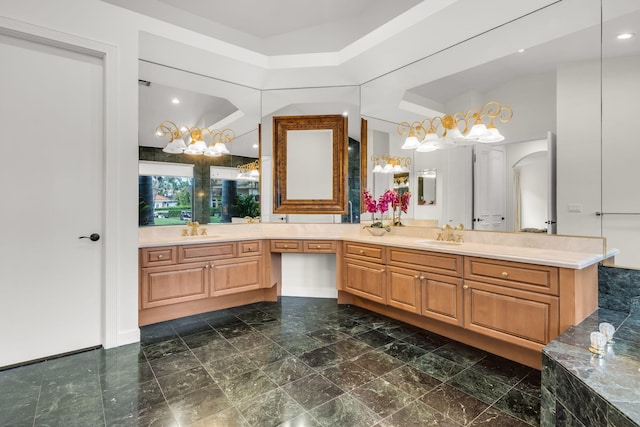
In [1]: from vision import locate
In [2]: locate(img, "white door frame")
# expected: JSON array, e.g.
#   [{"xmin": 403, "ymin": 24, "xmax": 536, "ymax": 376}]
[{"xmin": 0, "ymin": 17, "xmax": 120, "ymax": 349}]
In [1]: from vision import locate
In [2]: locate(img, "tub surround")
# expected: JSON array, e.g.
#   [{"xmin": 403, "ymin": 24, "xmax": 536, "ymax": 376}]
[{"xmin": 542, "ymin": 308, "xmax": 640, "ymax": 426}]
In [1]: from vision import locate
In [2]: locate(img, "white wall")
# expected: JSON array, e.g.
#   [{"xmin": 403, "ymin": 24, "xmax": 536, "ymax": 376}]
[{"xmin": 556, "ymin": 59, "xmax": 602, "ymax": 237}]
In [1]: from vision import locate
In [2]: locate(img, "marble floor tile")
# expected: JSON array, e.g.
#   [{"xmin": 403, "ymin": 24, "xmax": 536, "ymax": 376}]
[
  {"xmin": 281, "ymin": 373, "xmax": 344, "ymax": 411},
  {"xmin": 321, "ymin": 360, "xmax": 378, "ymax": 391},
  {"xmin": 420, "ymin": 383, "xmax": 489, "ymax": 426},
  {"xmin": 351, "ymin": 377, "xmax": 414, "ymax": 418},
  {"xmin": 1, "ymin": 297, "xmax": 543, "ymax": 427},
  {"xmin": 236, "ymin": 388, "xmax": 305, "ymax": 427},
  {"xmin": 310, "ymin": 394, "xmax": 381, "ymax": 427}
]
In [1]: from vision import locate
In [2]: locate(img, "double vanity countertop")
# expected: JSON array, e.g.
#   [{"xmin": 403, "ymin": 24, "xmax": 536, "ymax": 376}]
[{"xmin": 139, "ymin": 223, "xmax": 608, "ymax": 270}]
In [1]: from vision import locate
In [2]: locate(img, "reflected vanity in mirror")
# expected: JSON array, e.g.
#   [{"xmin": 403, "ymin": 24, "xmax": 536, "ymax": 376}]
[
  {"xmin": 272, "ymin": 114, "xmax": 347, "ymax": 214},
  {"xmin": 417, "ymin": 169, "xmax": 436, "ymax": 206}
]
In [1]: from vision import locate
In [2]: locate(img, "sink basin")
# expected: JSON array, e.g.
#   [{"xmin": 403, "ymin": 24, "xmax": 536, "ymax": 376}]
[{"xmin": 415, "ymin": 239, "xmax": 462, "ymax": 246}]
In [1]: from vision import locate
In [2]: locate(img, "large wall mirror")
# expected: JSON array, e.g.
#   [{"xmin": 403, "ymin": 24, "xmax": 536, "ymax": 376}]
[
  {"xmin": 361, "ymin": 0, "xmax": 602, "ymax": 233},
  {"xmin": 137, "ymin": 57, "xmax": 261, "ymax": 226}
]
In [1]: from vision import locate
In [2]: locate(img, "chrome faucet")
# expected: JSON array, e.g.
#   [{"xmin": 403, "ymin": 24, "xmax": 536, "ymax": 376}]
[{"xmin": 436, "ymin": 223, "xmax": 464, "ymax": 242}]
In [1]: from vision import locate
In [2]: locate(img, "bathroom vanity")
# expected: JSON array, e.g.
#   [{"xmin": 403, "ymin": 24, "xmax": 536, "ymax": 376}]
[{"xmin": 139, "ymin": 224, "xmax": 605, "ymax": 368}]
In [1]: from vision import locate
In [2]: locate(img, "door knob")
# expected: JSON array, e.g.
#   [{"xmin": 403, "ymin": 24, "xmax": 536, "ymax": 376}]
[{"xmin": 79, "ymin": 233, "xmax": 100, "ymax": 242}]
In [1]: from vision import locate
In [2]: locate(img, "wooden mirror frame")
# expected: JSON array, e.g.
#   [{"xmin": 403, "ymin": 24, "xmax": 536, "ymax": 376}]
[{"xmin": 273, "ymin": 114, "xmax": 347, "ymax": 214}]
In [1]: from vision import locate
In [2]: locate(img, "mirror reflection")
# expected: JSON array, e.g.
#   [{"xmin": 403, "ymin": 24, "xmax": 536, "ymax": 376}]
[
  {"xmin": 137, "ymin": 61, "xmax": 261, "ymax": 226},
  {"xmin": 417, "ymin": 169, "xmax": 436, "ymax": 206},
  {"xmin": 361, "ymin": 0, "xmax": 601, "ymax": 233}
]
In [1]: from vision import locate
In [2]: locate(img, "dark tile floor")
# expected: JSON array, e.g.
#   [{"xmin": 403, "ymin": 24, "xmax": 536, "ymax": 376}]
[{"xmin": 0, "ymin": 297, "xmax": 541, "ymax": 426}]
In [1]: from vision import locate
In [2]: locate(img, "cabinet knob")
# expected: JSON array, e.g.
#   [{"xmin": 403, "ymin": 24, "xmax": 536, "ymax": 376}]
[
  {"xmin": 284, "ymin": 245, "xmax": 288, "ymax": 248},
  {"xmin": 501, "ymin": 271, "xmax": 509, "ymax": 278},
  {"xmin": 463, "ymin": 285, "xmax": 469, "ymax": 290},
  {"xmin": 419, "ymin": 276, "xmax": 425, "ymax": 280},
  {"xmin": 359, "ymin": 250, "xmax": 364, "ymax": 254},
  {"xmin": 414, "ymin": 275, "xmax": 420, "ymax": 279},
  {"xmin": 248, "ymin": 247, "xmax": 253, "ymax": 251},
  {"xmin": 317, "ymin": 245, "xmax": 321, "ymax": 249},
  {"xmin": 158, "ymin": 255, "xmax": 163, "ymax": 259},
  {"xmin": 380, "ymin": 268, "xmax": 385, "ymax": 272}
]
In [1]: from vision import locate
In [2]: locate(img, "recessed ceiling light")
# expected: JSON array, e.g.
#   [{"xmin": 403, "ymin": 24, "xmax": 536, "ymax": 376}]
[
  {"xmin": 617, "ymin": 33, "xmax": 635, "ymax": 40},
  {"xmin": 171, "ymin": 98, "xmax": 180, "ymax": 104},
  {"xmin": 517, "ymin": 48, "xmax": 525, "ymax": 53}
]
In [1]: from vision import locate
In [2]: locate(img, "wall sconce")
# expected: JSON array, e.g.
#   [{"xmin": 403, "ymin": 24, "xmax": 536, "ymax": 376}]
[
  {"xmin": 155, "ymin": 120, "xmax": 234, "ymax": 156},
  {"xmin": 398, "ymin": 101, "xmax": 513, "ymax": 152},
  {"xmin": 236, "ymin": 160, "xmax": 260, "ymax": 181},
  {"xmin": 393, "ymin": 175, "xmax": 409, "ymax": 188},
  {"xmin": 371, "ymin": 154, "xmax": 411, "ymax": 174}
]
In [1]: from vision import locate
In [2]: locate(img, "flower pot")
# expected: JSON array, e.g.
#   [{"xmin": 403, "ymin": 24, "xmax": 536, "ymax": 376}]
[{"xmin": 366, "ymin": 227, "xmax": 387, "ymax": 236}]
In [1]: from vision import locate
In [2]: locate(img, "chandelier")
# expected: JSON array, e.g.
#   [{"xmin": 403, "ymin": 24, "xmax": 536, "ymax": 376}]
[
  {"xmin": 398, "ymin": 101, "xmax": 513, "ymax": 152},
  {"xmin": 236, "ymin": 160, "xmax": 260, "ymax": 181},
  {"xmin": 371, "ymin": 154, "xmax": 411, "ymax": 174},
  {"xmin": 155, "ymin": 120, "xmax": 234, "ymax": 156}
]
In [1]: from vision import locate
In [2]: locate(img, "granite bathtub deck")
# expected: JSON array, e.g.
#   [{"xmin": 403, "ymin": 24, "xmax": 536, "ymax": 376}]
[{"xmin": 542, "ymin": 308, "xmax": 640, "ymax": 426}]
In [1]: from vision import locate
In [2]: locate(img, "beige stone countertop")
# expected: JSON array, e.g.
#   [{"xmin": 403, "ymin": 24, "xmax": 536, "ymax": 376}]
[{"xmin": 139, "ymin": 223, "xmax": 607, "ymax": 270}]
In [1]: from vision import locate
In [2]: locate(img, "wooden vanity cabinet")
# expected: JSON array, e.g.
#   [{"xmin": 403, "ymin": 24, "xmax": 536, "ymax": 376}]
[
  {"xmin": 343, "ymin": 242, "xmax": 386, "ymax": 304},
  {"xmin": 139, "ymin": 240, "xmax": 269, "ymax": 325}
]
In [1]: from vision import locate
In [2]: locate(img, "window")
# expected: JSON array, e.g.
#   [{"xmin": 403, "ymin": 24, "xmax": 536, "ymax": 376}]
[{"xmin": 139, "ymin": 161, "xmax": 194, "ymax": 226}]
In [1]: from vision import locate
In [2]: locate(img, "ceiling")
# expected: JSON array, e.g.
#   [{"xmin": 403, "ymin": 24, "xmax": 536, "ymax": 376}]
[{"xmin": 103, "ymin": 0, "xmax": 422, "ymax": 56}]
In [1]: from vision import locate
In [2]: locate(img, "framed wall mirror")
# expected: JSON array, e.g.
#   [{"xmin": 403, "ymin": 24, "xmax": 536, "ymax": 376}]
[{"xmin": 272, "ymin": 114, "xmax": 347, "ymax": 214}]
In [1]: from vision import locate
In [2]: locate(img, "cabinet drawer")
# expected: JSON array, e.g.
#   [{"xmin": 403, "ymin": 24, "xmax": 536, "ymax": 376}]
[
  {"xmin": 178, "ymin": 242, "xmax": 235, "ymax": 263},
  {"xmin": 304, "ymin": 240, "xmax": 337, "ymax": 253},
  {"xmin": 464, "ymin": 257, "xmax": 558, "ymax": 295},
  {"xmin": 140, "ymin": 246, "xmax": 177, "ymax": 267},
  {"xmin": 387, "ymin": 247, "xmax": 462, "ymax": 277},
  {"xmin": 270, "ymin": 240, "xmax": 301, "ymax": 252},
  {"xmin": 238, "ymin": 240, "xmax": 262, "ymax": 256},
  {"xmin": 344, "ymin": 242, "xmax": 385, "ymax": 263}
]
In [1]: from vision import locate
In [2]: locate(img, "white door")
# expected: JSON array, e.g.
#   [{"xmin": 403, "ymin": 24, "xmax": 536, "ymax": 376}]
[
  {"xmin": 473, "ymin": 145, "xmax": 506, "ymax": 231},
  {"xmin": 0, "ymin": 33, "xmax": 104, "ymax": 367}
]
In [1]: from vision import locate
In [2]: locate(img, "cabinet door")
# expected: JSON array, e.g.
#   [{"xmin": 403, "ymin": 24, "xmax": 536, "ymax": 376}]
[
  {"xmin": 141, "ymin": 263, "xmax": 208, "ymax": 309},
  {"xmin": 464, "ymin": 280, "xmax": 559, "ymax": 349},
  {"xmin": 344, "ymin": 259, "xmax": 386, "ymax": 304},
  {"xmin": 421, "ymin": 273, "xmax": 463, "ymax": 326},
  {"xmin": 210, "ymin": 256, "xmax": 263, "ymax": 297},
  {"xmin": 386, "ymin": 266, "xmax": 421, "ymax": 313}
]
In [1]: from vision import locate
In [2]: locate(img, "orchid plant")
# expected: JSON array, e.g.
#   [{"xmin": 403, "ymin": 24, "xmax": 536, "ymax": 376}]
[{"xmin": 363, "ymin": 189, "xmax": 412, "ymax": 228}]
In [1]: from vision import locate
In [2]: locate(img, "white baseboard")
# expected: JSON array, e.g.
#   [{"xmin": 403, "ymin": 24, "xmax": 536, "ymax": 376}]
[
  {"xmin": 281, "ymin": 287, "xmax": 338, "ymax": 299},
  {"xmin": 109, "ymin": 328, "xmax": 140, "ymax": 348}
]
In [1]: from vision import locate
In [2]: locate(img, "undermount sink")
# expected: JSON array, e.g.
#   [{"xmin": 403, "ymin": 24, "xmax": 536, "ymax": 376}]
[
  {"xmin": 415, "ymin": 239, "xmax": 462, "ymax": 246},
  {"xmin": 182, "ymin": 235, "xmax": 219, "ymax": 240}
]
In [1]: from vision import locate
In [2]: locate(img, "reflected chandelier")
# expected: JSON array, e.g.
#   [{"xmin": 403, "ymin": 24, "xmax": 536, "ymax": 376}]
[
  {"xmin": 371, "ymin": 154, "xmax": 411, "ymax": 174},
  {"xmin": 155, "ymin": 120, "xmax": 234, "ymax": 156},
  {"xmin": 398, "ymin": 101, "xmax": 513, "ymax": 152},
  {"xmin": 236, "ymin": 160, "xmax": 260, "ymax": 181}
]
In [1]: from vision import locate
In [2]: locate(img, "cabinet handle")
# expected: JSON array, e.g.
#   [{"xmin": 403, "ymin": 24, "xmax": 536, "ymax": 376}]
[
  {"xmin": 501, "ymin": 271, "xmax": 509, "ymax": 278},
  {"xmin": 463, "ymin": 285, "xmax": 469, "ymax": 290}
]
